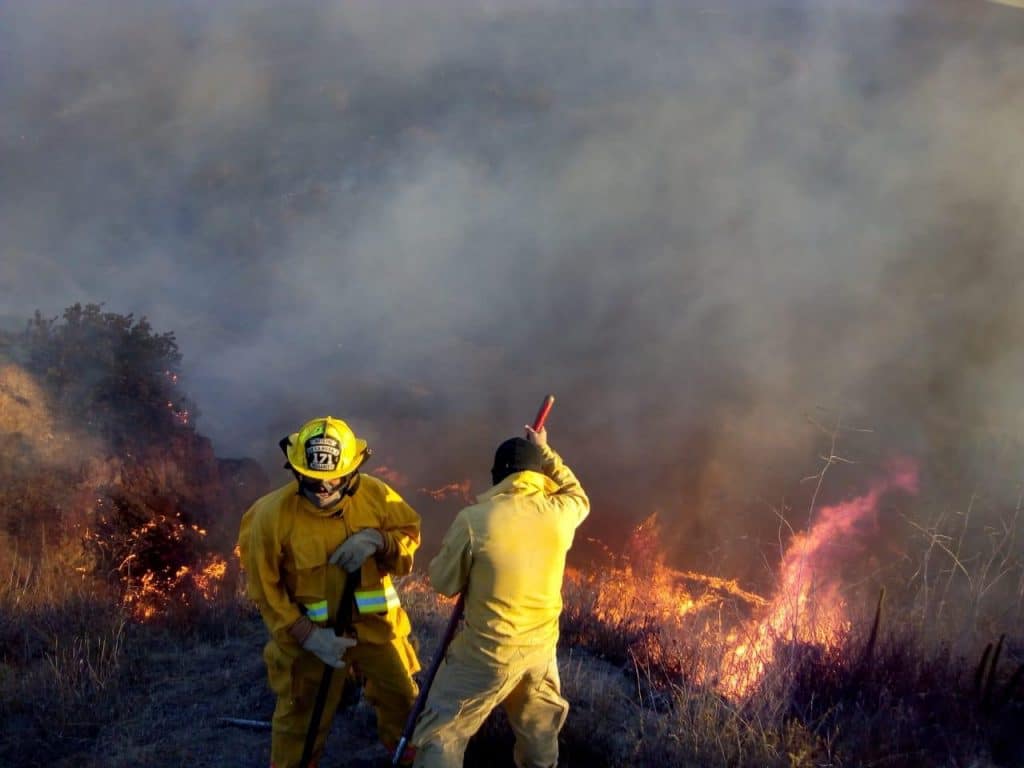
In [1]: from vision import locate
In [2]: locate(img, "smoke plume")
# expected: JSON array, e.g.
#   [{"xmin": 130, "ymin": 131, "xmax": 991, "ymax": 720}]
[{"xmin": 3, "ymin": 1, "xmax": 1023, "ymax": 599}]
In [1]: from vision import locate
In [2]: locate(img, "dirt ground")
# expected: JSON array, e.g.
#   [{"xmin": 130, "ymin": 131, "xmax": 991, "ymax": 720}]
[
  {"xmin": 55, "ymin": 616, "xmax": 404, "ymax": 768},
  {"xmin": 51, "ymin": 611, "xmax": 530, "ymax": 768}
]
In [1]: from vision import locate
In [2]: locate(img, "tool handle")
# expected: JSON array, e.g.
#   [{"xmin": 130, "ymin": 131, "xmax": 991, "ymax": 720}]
[
  {"xmin": 392, "ymin": 590, "xmax": 466, "ymax": 765},
  {"xmin": 301, "ymin": 571, "xmax": 360, "ymax": 768},
  {"xmin": 530, "ymin": 394, "xmax": 555, "ymax": 432}
]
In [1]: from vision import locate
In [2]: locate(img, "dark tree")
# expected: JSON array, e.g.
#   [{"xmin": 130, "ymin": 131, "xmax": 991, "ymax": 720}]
[{"xmin": 16, "ymin": 303, "xmax": 196, "ymax": 447}]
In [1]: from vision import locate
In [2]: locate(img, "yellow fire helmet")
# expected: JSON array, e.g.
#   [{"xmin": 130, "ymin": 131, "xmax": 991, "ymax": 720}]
[{"xmin": 283, "ymin": 416, "xmax": 369, "ymax": 480}]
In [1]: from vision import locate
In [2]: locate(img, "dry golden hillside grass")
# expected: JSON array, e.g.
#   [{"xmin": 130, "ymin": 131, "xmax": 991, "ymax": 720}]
[
  {"xmin": 4, "ymin": 563, "xmax": 1023, "ymax": 768},
  {"xmin": 0, "ymin": 362, "xmax": 48, "ymax": 434}
]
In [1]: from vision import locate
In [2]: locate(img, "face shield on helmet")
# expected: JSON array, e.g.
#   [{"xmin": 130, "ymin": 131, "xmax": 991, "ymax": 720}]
[{"xmin": 279, "ymin": 417, "xmax": 370, "ymax": 509}]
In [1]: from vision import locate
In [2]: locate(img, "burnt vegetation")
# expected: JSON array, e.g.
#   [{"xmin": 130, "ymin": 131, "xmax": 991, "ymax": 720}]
[
  {"xmin": 0, "ymin": 305, "xmax": 265, "ymax": 766},
  {"xmin": 1, "ymin": 307, "xmax": 1022, "ymax": 767}
]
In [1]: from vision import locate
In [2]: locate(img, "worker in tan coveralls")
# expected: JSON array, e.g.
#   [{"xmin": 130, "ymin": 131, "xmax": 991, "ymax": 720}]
[
  {"xmin": 412, "ymin": 424, "xmax": 590, "ymax": 768},
  {"xmin": 238, "ymin": 416, "xmax": 421, "ymax": 768}
]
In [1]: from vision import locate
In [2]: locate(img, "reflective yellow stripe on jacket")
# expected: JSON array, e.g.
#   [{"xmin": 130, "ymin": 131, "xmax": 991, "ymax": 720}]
[
  {"xmin": 355, "ymin": 584, "xmax": 401, "ymax": 614},
  {"xmin": 303, "ymin": 600, "xmax": 329, "ymax": 623}
]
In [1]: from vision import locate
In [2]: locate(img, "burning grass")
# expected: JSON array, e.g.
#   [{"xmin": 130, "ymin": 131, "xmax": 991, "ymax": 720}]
[
  {"xmin": 82, "ymin": 485, "xmax": 240, "ymax": 624},
  {"xmin": 396, "ymin": 456, "xmax": 1023, "ymax": 766},
  {"xmin": 2, "ymin": 439, "xmax": 1022, "ymax": 766},
  {"xmin": 2, "ymin": 537, "xmax": 1023, "ymax": 767},
  {"xmin": 398, "ymin": 563, "xmax": 1024, "ymax": 767},
  {"xmin": 557, "ymin": 577, "xmax": 1024, "ymax": 766},
  {"xmin": 1, "ymin": 311, "xmax": 1021, "ymax": 764}
]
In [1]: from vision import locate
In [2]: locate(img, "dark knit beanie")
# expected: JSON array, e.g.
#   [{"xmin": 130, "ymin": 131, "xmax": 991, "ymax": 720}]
[{"xmin": 491, "ymin": 437, "xmax": 544, "ymax": 485}]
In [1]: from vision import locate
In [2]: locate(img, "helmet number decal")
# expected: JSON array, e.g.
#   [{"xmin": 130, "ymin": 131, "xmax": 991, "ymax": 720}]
[{"xmin": 305, "ymin": 436, "xmax": 341, "ymax": 471}]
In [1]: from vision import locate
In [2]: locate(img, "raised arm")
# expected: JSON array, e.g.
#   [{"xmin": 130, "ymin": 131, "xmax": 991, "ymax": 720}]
[{"xmin": 525, "ymin": 425, "xmax": 589, "ymax": 527}]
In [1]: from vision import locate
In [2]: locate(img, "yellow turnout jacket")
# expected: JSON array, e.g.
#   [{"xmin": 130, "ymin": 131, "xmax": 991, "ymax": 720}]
[
  {"xmin": 238, "ymin": 474, "xmax": 420, "ymax": 655},
  {"xmin": 428, "ymin": 443, "xmax": 589, "ymax": 661}
]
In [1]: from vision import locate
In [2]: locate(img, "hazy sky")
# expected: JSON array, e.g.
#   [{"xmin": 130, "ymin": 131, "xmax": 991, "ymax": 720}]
[{"xmin": 3, "ymin": 0, "xmax": 1023, "ymax": 582}]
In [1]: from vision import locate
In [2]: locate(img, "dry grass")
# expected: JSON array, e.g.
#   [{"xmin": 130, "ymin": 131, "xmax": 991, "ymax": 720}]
[
  {"xmin": 397, "ymin": 569, "xmax": 1024, "ymax": 767},
  {"xmin": 3, "ymin": 555, "xmax": 1022, "ymax": 767},
  {"xmin": 0, "ymin": 543, "xmax": 263, "ymax": 767},
  {"xmin": 0, "ymin": 549, "xmax": 129, "ymax": 764}
]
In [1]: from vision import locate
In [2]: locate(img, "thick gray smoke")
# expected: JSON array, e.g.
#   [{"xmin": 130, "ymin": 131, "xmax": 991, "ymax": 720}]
[{"xmin": 3, "ymin": 1, "xmax": 1023, "ymax": 606}]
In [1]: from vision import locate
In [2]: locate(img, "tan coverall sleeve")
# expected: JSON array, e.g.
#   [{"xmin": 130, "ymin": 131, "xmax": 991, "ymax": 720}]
[
  {"xmin": 243, "ymin": 505, "xmax": 304, "ymax": 646},
  {"xmin": 428, "ymin": 509, "xmax": 472, "ymax": 598},
  {"xmin": 539, "ymin": 443, "xmax": 590, "ymax": 527},
  {"xmin": 375, "ymin": 484, "xmax": 422, "ymax": 577}
]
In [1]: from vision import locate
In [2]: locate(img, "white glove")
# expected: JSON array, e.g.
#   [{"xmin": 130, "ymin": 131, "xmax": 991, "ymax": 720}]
[
  {"xmin": 329, "ymin": 529, "xmax": 384, "ymax": 573},
  {"xmin": 302, "ymin": 626, "xmax": 357, "ymax": 669}
]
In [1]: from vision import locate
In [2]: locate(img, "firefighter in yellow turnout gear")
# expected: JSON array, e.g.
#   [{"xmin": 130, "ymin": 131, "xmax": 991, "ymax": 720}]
[
  {"xmin": 412, "ymin": 425, "xmax": 589, "ymax": 768},
  {"xmin": 238, "ymin": 417, "xmax": 421, "ymax": 768}
]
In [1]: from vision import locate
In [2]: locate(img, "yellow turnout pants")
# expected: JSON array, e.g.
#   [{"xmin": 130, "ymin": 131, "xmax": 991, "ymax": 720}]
[
  {"xmin": 265, "ymin": 636, "xmax": 420, "ymax": 768},
  {"xmin": 411, "ymin": 638, "xmax": 568, "ymax": 768}
]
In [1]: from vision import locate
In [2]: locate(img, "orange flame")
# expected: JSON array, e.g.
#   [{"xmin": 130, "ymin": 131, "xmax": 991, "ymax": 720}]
[
  {"xmin": 560, "ymin": 461, "xmax": 918, "ymax": 699},
  {"xmin": 567, "ymin": 516, "xmax": 768, "ymax": 628},
  {"xmin": 119, "ymin": 551, "xmax": 229, "ymax": 621},
  {"xmin": 165, "ymin": 399, "xmax": 190, "ymax": 425},
  {"xmin": 719, "ymin": 458, "xmax": 919, "ymax": 698},
  {"xmin": 419, "ymin": 480, "xmax": 473, "ymax": 503},
  {"xmin": 563, "ymin": 516, "xmax": 767, "ymax": 683},
  {"xmin": 89, "ymin": 512, "xmax": 231, "ymax": 621}
]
